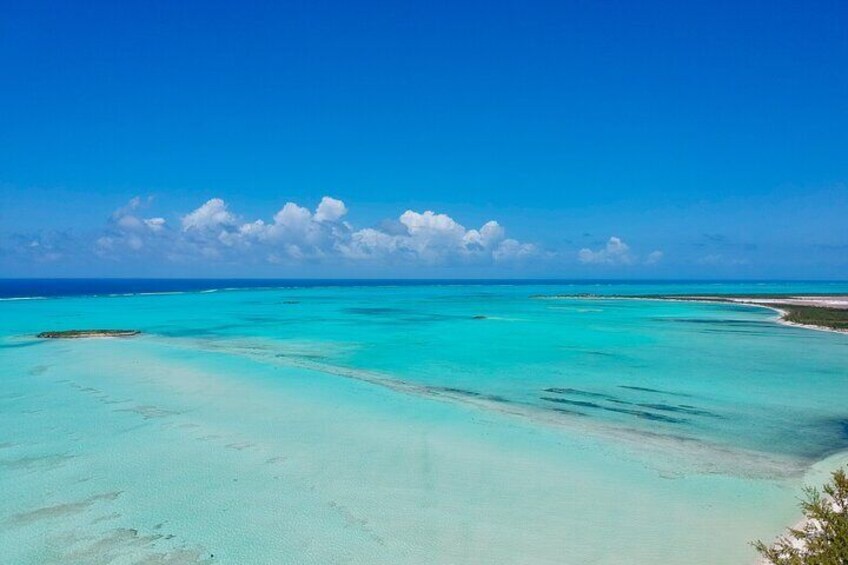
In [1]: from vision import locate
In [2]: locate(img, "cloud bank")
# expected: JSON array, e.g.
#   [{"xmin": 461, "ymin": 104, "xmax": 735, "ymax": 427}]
[
  {"xmin": 89, "ymin": 196, "xmax": 538, "ymax": 267},
  {"xmin": 2, "ymin": 195, "xmax": 669, "ymax": 274}
]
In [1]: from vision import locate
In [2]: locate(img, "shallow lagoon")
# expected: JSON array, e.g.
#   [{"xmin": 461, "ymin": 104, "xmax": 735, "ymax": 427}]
[{"xmin": 1, "ymin": 282, "xmax": 847, "ymax": 563}]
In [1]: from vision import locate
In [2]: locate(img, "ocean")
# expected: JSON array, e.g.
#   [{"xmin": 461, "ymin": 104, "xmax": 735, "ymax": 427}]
[{"xmin": 1, "ymin": 280, "xmax": 847, "ymax": 563}]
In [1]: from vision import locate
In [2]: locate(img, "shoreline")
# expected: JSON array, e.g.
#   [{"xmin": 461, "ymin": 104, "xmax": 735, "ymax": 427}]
[
  {"xmin": 534, "ymin": 294, "xmax": 848, "ymax": 335},
  {"xmin": 753, "ymin": 451, "xmax": 848, "ymax": 564},
  {"xmin": 534, "ymin": 292, "xmax": 848, "ymax": 561},
  {"xmin": 753, "ymin": 304, "xmax": 848, "ymax": 335}
]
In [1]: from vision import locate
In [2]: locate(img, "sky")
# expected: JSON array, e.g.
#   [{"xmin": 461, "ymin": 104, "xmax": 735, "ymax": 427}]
[{"xmin": 1, "ymin": 0, "xmax": 846, "ymax": 278}]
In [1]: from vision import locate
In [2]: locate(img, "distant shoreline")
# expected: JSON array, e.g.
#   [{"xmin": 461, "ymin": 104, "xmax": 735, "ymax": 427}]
[{"xmin": 533, "ymin": 294, "xmax": 848, "ymax": 334}]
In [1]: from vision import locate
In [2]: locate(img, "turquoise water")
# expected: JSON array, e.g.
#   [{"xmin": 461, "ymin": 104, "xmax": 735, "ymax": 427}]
[{"xmin": 1, "ymin": 281, "xmax": 847, "ymax": 563}]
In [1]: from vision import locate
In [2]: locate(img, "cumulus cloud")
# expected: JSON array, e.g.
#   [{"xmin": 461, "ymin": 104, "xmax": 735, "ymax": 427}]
[
  {"xmin": 96, "ymin": 197, "xmax": 169, "ymax": 256},
  {"xmin": 82, "ymin": 195, "xmax": 534, "ymax": 267},
  {"xmin": 578, "ymin": 236, "xmax": 634, "ymax": 265},
  {"xmin": 493, "ymin": 238, "xmax": 537, "ymax": 261},
  {"xmin": 210, "ymin": 199, "xmax": 354, "ymax": 262},
  {"xmin": 4, "ymin": 195, "xmax": 686, "ymax": 275},
  {"xmin": 340, "ymin": 210, "xmax": 535, "ymax": 264},
  {"xmin": 181, "ymin": 198, "xmax": 236, "ymax": 232},
  {"xmin": 314, "ymin": 196, "xmax": 347, "ymax": 223},
  {"xmin": 578, "ymin": 236, "xmax": 662, "ymax": 267}
]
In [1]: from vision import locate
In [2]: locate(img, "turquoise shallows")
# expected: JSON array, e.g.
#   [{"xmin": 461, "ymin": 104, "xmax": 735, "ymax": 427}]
[{"xmin": 1, "ymin": 282, "xmax": 847, "ymax": 563}]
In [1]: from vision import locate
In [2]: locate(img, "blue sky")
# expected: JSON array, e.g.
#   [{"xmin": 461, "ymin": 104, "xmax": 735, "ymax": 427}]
[{"xmin": 1, "ymin": 0, "xmax": 846, "ymax": 278}]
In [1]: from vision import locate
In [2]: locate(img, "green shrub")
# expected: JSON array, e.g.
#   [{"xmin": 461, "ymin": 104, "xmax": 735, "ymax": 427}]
[{"xmin": 754, "ymin": 467, "xmax": 848, "ymax": 564}]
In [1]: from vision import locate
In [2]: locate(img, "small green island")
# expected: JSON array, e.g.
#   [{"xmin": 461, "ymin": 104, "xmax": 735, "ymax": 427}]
[{"xmin": 37, "ymin": 330, "xmax": 141, "ymax": 339}]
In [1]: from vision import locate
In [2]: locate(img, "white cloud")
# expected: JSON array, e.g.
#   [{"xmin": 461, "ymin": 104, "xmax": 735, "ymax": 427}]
[
  {"xmin": 578, "ymin": 236, "xmax": 633, "ymax": 265},
  {"xmin": 314, "ymin": 196, "xmax": 347, "ymax": 223},
  {"xmin": 94, "ymin": 197, "xmax": 169, "ymax": 256},
  {"xmin": 578, "ymin": 237, "xmax": 663, "ymax": 267},
  {"xmin": 400, "ymin": 210, "xmax": 464, "ymax": 236},
  {"xmin": 265, "ymin": 202, "xmax": 316, "ymax": 243},
  {"xmin": 493, "ymin": 238, "xmax": 537, "ymax": 261},
  {"xmin": 218, "ymin": 200, "xmax": 349, "ymax": 261},
  {"xmin": 464, "ymin": 220, "xmax": 505, "ymax": 250},
  {"xmin": 396, "ymin": 210, "xmax": 469, "ymax": 260},
  {"xmin": 339, "ymin": 209, "xmax": 533, "ymax": 264},
  {"xmin": 644, "ymin": 250, "xmax": 664, "ymax": 265},
  {"xmin": 144, "ymin": 217, "xmax": 166, "ymax": 232},
  {"xmin": 341, "ymin": 228, "xmax": 403, "ymax": 259},
  {"xmin": 13, "ymin": 194, "xmax": 537, "ymax": 268},
  {"xmin": 182, "ymin": 198, "xmax": 236, "ymax": 232},
  {"xmin": 110, "ymin": 197, "xmax": 164, "ymax": 235}
]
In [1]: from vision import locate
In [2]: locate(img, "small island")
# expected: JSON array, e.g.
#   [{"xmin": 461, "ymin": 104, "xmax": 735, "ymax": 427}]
[{"xmin": 37, "ymin": 330, "xmax": 141, "ymax": 339}]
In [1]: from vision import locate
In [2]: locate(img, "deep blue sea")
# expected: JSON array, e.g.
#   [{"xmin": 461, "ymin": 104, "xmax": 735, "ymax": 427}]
[{"xmin": 3, "ymin": 277, "xmax": 848, "ymax": 299}]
